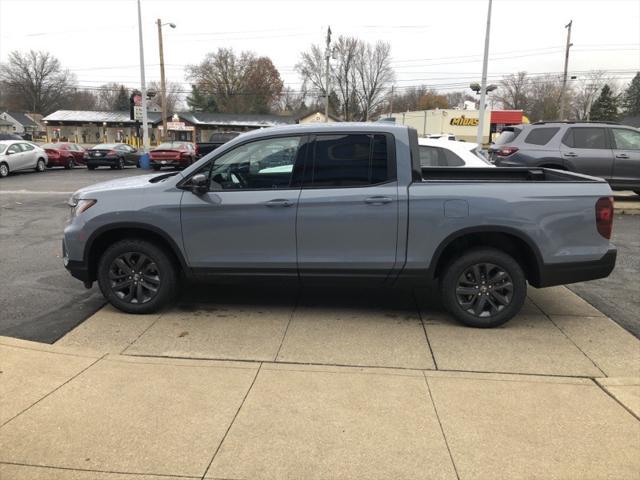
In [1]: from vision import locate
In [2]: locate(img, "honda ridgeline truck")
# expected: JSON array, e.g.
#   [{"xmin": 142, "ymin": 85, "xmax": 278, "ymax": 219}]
[{"xmin": 63, "ymin": 123, "xmax": 616, "ymax": 328}]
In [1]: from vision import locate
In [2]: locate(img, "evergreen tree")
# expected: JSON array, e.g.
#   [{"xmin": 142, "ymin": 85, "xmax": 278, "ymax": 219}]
[
  {"xmin": 186, "ymin": 85, "xmax": 217, "ymax": 112},
  {"xmin": 622, "ymin": 72, "xmax": 640, "ymax": 116},
  {"xmin": 589, "ymin": 84, "xmax": 619, "ymax": 121},
  {"xmin": 114, "ymin": 85, "xmax": 130, "ymax": 111}
]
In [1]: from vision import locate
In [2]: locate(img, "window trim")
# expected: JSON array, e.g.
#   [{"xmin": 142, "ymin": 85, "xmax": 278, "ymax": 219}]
[
  {"xmin": 301, "ymin": 132, "xmax": 397, "ymax": 190},
  {"xmin": 177, "ymin": 133, "xmax": 308, "ymax": 193}
]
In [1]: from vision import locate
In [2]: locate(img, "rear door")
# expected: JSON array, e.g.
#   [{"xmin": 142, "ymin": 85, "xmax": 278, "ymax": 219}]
[
  {"xmin": 296, "ymin": 133, "xmax": 399, "ymax": 282},
  {"xmin": 6, "ymin": 142, "xmax": 24, "ymax": 170},
  {"xmin": 18, "ymin": 142, "xmax": 37, "ymax": 169},
  {"xmin": 560, "ymin": 127, "xmax": 614, "ymax": 179},
  {"xmin": 610, "ymin": 127, "xmax": 640, "ymax": 189},
  {"xmin": 180, "ymin": 135, "xmax": 306, "ymax": 274}
]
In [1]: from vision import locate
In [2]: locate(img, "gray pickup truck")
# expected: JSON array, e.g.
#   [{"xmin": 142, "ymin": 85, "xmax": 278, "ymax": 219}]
[{"xmin": 63, "ymin": 123, "xmax": 616, "ymax": 327}]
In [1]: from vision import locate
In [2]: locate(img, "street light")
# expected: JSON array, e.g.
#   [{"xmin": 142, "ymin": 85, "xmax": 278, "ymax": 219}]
[{"xmin": 157, "ymin": 19, "xmax": 176, "ymax": 141}]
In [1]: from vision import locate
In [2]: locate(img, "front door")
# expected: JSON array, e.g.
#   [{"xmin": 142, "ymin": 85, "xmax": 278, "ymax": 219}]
[
  {"xmin": 180, "ymin": 135, "xmax": 306, "ymax": 275},
  {"xmin": 296, "ymin": 133, "xmax": 399, "ymax": 282},
  {"xmin": 560, "ymin": 127, "xmax": 614, "ymax": 179},
  {"xmin": 610, "ymin": 127, "xmax": 640, "ymax": 189}
]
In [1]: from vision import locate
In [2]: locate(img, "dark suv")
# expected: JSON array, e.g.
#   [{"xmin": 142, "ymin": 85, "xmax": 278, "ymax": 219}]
[{"xmin": 490, "ymin": 122, "xmax": 640, "ymax": 194}]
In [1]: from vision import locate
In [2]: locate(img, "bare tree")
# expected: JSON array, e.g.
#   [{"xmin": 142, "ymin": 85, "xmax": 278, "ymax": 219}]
[
  {"xmin": 495, "ymin": 72, "xmax": 531, "ymax": 111},
  {"xmin": 445, "ymin": 91, "xmax": 476, "ymax": 109},
  {"xmin": 147, "ymin": 81, "xmax": 183, "ymax": 113},
  {"xmin": 353, "ymin": 41, "xmax": 394, "ymax": 121},
  {"xmin": 528, "ymin": 75, "xmax": 565, "ymax": 122},
  {"xmin": 187, "ymin": 48, "xmax": 283, "ymax": 114},
  {"xmin": 0, "ymin": 50, "xmax": 76, "ymax": 114},
  {"xmin": 571, "ymin": 70, "xmax": 614, "ymax": 120},
  {"xmin": 332, "ymin": 37, "xmax": 361, "ymax": 121}
]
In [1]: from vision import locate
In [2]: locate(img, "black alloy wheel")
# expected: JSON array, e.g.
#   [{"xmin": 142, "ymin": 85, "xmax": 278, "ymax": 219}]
[
  {"xmin": 65, "ymin": 158, "xmax": 75, "ymax": 169},
  {"xmin": 455, "ymin": 263, "xmax": 513, "ymax": 318},
  {"xmin": 97, "ymin": 239, "xmax": 177, "ymax": 314},
  {"xmin": 441, "ymin": 248, "xmax": 526, "ymax": 328},
  {"xmin": 117, "ymin": 157, "xmax": 125, "ymax": 170}
]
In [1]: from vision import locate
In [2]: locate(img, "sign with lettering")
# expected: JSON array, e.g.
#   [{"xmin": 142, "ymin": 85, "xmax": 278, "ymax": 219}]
[{"xmin": 450, "ymin": 116, "xmax": 478, "ymax": 127}]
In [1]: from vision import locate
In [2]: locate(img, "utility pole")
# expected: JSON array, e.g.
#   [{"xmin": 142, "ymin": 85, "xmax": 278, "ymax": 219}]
[
  {"xmin": 476, "ymin": 0, "xmax": 492, "ymax": 147},
  {"xmin": 137, "ymin": 0, "xmax": 149, "ymax": 150},
  {"xmin": 324, "ymin": 26, "xmax": 332, "ymax": 123},
  {"xmin": 157, "ymin": 19, "xmax": 168, "ymax": 141},
  {"xmin": 388, "ymin": 85, "xmax": 394, "ymax": 117},
  {"xmin": 558, "ymin": 20, "xmax": 573, "ymax": 120}
]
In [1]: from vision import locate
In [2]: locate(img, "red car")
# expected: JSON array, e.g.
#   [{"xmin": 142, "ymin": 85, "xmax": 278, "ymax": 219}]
[
  {"xmin": 42, "ymin": 142, "xmax": 86, "ymax": 169},
  {"xmin": 149, "ymin": 142, "xmax": 196, "ymax": 170}
]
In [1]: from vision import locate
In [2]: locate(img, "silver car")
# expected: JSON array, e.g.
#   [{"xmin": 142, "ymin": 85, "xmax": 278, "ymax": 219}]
[{"xmin": 0, "ymin": 140, "xmax": 48, "ymax": 178}]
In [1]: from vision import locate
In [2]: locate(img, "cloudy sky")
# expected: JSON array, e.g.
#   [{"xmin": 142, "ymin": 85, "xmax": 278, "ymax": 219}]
[{"xmin": 1, "ymin": 0, "xmax": 638, "ymax": 97}]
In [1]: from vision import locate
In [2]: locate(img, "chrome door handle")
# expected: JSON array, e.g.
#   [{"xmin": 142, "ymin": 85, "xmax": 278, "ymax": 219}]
[
  {"xmin": 264, "ymin": 199, "xmax": 293, "ymax": 207},
  {"xmin": 564, "ymin": 152, "xmax": 578, "ymax": 157},
  {"xmin": 364, "ymin": 196, "xmax": 393, "ymax": 205},
  {"xmin": 615, "ymin": 153, "xmax": 629, "ymax": 159}
]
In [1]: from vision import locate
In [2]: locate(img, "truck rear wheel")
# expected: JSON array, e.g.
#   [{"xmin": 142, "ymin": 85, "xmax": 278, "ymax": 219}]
[
  {"xmin": 440, "ymin": 248, "xmax": 526, "ymax": 328},
  {"xmin": 97, "ymin": 239, "xmax": 177, "ymax": 314}
]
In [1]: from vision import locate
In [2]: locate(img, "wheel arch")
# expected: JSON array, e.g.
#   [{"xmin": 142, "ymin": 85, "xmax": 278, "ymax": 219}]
[
  {"xmin": 84, "ymin": 223, "xmax": 189, "ymax": 282},
  {"xmin": 430, "ymin": 226, "xmax": 543, "ymax": 287}
]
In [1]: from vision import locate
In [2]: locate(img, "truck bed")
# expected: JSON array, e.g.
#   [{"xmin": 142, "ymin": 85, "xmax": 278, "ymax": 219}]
[{"xmin": 420, "ymin": 167, "xmax": 603, "ymax": 183}]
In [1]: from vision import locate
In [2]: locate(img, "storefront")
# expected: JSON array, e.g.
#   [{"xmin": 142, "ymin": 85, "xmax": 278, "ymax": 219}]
[{"xmin": 490, "ymin": 110, "xmax": 527, "ymax": 142}]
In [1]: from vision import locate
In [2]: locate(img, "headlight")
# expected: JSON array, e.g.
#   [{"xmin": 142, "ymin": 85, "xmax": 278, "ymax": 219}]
[{"xmin": 68, "ymin": 196, "xmax": 97, "ymax": 218}]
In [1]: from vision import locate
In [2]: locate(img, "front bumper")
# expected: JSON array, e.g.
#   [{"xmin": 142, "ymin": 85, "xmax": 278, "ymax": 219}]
[{"xmin": 535, "ymin": 248, "xmax": 617, "ymax": 288}]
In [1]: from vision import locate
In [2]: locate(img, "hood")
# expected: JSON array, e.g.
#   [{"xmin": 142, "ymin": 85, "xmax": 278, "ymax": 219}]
[{"xmin": 72, "ymin": 173, "xmax": 180, "ymax": 198}]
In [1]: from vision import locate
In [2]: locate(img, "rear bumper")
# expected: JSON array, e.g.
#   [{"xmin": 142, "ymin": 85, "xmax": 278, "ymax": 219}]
[
  {"xmin": 150, "ymin": 158, "xmax": 183, "ymax": 167},
  {"xmin": 535, "ymin": 248, "xmax": 617, "ymax": 288},
  {"xmin": 86, "ymin": 157, "xmax": 118, "ymax": 167}
]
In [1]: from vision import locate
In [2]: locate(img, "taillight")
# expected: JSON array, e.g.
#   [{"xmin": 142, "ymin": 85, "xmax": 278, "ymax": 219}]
[
  {"xmin": 595, "ymin": 197, "xmax": 614, "ymax": 239},
  {"xmin": 494, "ymin": 147, "xmax": 519, "ymax": 157},
  {"xmin": 195, "ymin": 145, "xmax": 200, "ymax": 156}
]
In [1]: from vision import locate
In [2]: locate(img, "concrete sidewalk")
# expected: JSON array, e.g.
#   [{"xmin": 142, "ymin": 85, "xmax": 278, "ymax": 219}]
[
  {"xmin": 1, "ymin": 286, "xmax": 639, "ymax": 479},
  {"xmin": 614, "ymin": 191, "xmax": 640, "ymax": 215}
]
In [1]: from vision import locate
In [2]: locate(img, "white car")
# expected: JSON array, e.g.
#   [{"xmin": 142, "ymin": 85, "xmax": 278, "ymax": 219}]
[
  {"xmin": 0, "ymin": 140, "xmax": 48, "ymax": 178},
  {"xmin": 426, "ymin": 133, "xmax": 457, "ymax": 141},
  {"xmin": 418, "ymin": 138, "xmax": 493, "ymax": 168}
]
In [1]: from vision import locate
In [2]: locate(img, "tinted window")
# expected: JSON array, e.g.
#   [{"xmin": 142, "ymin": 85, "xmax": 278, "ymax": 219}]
[
  {"xmin": 524, "ymin": 127, "xmax": 559, "ymax": 145},
  {"xmin": 494, "ymin": 128, "xmax": 521, "ymax": 145},
  {"xmin": 311, "ymin": 134, "xmax": 391, "ymax": 187},
  {"xmin": 19, "ymin": 143, "xmax": 34, "ymax": 151},
  {"xmin": 442, "ymin": 149, "xmax": 465, "ymax": 166},
  {"xmin": 612, "ymin": 129, "xmax": 640, "ymax": 150},
  {"xmin": 563, "ymin": 128, "xmax": 608, "ymax": 149},
  {"xmin": 208, "ymin": 136, "xmax": 301, "ymax": 190}
]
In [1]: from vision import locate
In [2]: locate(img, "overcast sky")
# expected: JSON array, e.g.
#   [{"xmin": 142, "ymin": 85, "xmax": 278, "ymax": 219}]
[{"xmin": 1, "ymin": 0, "xmax": 638, "ymax": 97}]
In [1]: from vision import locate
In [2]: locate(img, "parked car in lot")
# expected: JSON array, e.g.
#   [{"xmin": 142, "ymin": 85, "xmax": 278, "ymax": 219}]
[
  {"xmin": 419, "ymin": 138, "xmax": 492, "ymax": 167},
  {"xmin": 150, "ymin": 142, "xmax": 196, "ymax": 170},
  {"xmin": 42, "ymin": 142, "xmax": 86, "ymax": 169},
  {"xmin": 0, "ymin": 140, "xmax": 48, "ymax": 178},
  {"xmin": 63, "ymin": 123, "xmax": 616, "ymax": 328},
  {"xmin": 84, "ymin": 143, "xmax": 142, "ymax": 170},
  {"xmin": 196, "ymin": 132, "xmax": 241, "ymax": 158},
  {"xmin": 490, "ymin": 121, "xmax": 640, "ymax": 194}
]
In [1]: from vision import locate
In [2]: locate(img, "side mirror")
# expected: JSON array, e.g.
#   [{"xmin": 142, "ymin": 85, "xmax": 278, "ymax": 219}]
[{"xmin": 190, "ymin": 173, "xmax": 209, "ymax": 195}]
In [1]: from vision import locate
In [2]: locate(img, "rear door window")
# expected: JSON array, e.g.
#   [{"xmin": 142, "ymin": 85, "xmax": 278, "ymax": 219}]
[
  {"xmin": 524, "ymin": 127, "xmax": 559, "ymax": 146},
  {"xmin": 611, "ymin": 128, "xmax": 640, "ymax": 150},
  {"xmin": 563, "ymin": 128, "xmax": 608, "ymax": 149},
  {"xmin": 310, "ymin": 134, "xmax": 393, "ymax": 187}
]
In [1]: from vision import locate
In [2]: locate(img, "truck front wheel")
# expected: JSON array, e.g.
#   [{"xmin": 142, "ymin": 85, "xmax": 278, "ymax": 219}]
[
  {"xmin": 440, "ymin": 248, "xmax": 527, "ymax": 328},
  {"xmin": 97, "ymin": 239, "xmax": 177, "ymax": 314}
]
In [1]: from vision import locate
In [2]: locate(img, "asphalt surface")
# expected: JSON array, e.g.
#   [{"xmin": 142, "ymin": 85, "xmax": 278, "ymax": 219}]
[
  {"xmin": 0, "ymin": 167, "xmax": 150, "ymax": 343},
  {"xmin": 1, "ymin": 167, "xmax": 638, "ymax": 342}
]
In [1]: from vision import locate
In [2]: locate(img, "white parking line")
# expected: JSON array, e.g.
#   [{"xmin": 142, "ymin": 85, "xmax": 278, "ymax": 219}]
[{"xmin": 0, "ymin": 190, "xmax": 73, "ymax": 195}]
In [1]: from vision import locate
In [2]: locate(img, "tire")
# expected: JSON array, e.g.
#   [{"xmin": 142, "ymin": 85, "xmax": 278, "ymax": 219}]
[
  {"xmin": 440, "ymin": 247, "xmax": 527, "ymax": 328},
  {"xmin": 65, "ymin": 158, "xmax": 75, "ymax": 170},
  {"xmin": 152, "ymin": 165, "xmax": 161, "ymax": 171},
  {"xmin": 97, "ymin": 239, "xmax": 177, "ymax": 314},
  {"xmin": 35, "ymin": 158, "xmax": 46, "ymax": 172},
  {"xmin": 0, "ymin": 162, "xmax": 9, "ymax": 178},
  {"xmin": 87, "ymin": 164, "xmax": 96, "ymax": 170},
  {"xmin": 634, "ymin": 190, "xmax": 640, "ymax": 196},
  {"xmin": 117, "ymin": 157, "xmax": 125, "ymax": 170}
]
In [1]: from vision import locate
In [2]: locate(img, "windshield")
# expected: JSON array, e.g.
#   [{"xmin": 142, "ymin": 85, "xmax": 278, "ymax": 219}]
[
  {"xmin": 42, "ymin": 143, "xmax": 62, "ymax": 149},
  {"xmin": 0, "ymin": 144, "xmax": 6, "ymax": 154},
  {"xmin": 92, "ymin": 144, "xmax": 116, "ymax": 150}
]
